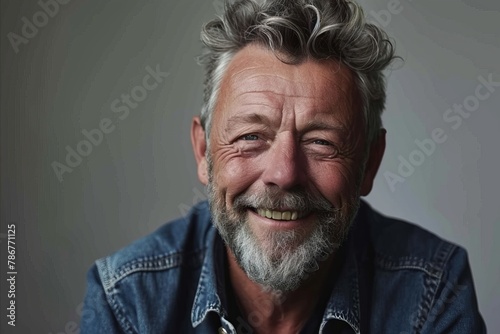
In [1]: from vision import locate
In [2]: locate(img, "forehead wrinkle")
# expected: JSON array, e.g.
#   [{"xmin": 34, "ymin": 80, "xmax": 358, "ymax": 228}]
[
  {"xmin": 225, "ymin": 113, "xmax": 275, "ymax": 131},
  {"xmin": 240, "ymin": 90, "xmax": 332, "ymax": 100},
  {"xmin": 231, "ymin": 76, "xmax": 353, "ymax": 109},
  {"xmin": 231, "ymin": 84, "xmax": 336, "ymax": 104},
  {"xmin": 228, "ymin": 90, "xmax": 285, "ymax": 113},
  {"xmin": 232, "ymin": 71, "xmax": 326, "ymax": 99},
  {"xmin": 229, "ymin": 65, "xmax": 266, "ymax": 79},
  {"xmin": 239, "ymin": 101, "xmax": 279, "ymax": 109}
]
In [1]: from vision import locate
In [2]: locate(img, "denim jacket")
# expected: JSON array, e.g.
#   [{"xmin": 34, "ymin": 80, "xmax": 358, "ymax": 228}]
[{"xmin": 81, "ymin": 200, "xmax": 486, "ymax": 333}]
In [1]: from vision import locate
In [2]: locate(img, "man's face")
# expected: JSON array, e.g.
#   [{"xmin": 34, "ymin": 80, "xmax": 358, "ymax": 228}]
[{"xmin": 196, "ymin": 44, "xmax": 380, "ymax": 292}]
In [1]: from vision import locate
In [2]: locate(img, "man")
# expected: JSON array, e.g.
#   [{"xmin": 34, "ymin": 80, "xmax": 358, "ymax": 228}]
[{"xmin": 81, "ymin": 0, "xmax": 486, "ymax": 332}]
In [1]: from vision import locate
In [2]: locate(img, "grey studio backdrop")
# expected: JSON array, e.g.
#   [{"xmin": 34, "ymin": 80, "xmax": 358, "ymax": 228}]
[{"xmin": 1, "ymin": 0, "xmax": 498, "ymax": 332}]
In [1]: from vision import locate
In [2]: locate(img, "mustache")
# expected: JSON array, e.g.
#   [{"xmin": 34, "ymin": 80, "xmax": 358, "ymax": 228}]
[{"xmin": 232, "ymin": 187, "xmax": 335, "ymax": 213}]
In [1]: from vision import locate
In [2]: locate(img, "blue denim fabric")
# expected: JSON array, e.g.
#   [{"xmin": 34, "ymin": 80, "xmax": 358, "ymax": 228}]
[{"xmin": 81, "ymin": 200, "xmax": 486, "ymax": 333}]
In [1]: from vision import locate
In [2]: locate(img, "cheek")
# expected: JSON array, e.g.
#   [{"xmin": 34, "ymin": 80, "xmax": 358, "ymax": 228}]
[
  {"xmin": 310, "ymin": 162, "xmax": 361, "ymax": 206},
  {"xmin": 214, "ymin": 156, "xmax": 262, "ymax": 202}
]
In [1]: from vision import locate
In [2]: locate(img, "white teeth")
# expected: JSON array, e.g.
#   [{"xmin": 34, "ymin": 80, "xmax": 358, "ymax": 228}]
[{"xmin": 255, "ymin": 208, "xmax": 304, "ymax": 221}]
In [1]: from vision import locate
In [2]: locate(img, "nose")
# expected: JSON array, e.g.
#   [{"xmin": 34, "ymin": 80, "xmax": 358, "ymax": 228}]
[{"xmin": 260, "ymin": 133, "xmax": 306, "ymax": 190}]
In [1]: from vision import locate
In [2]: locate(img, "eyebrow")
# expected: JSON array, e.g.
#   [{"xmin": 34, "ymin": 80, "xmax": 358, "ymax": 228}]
[{"xmin": 302, "ymin": 119, "xmax": 347, "ymax": 135}]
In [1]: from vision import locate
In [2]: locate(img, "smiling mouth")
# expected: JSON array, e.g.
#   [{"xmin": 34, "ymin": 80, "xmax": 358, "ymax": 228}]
[{"xmin": 253, "ymin": 208, "xmax": 309, "ymax": 221}]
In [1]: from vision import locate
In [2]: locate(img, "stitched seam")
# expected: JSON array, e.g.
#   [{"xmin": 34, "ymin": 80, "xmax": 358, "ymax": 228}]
[
  {"xmin": 106, "ymin": 288, "xmax": 137, "ymax": 334},
  {"xmin": 104, "ymin": 249, "xmax": 204, "ymax": 288},
  {"xmin": 192, "ymin": 229, "xmax": 223, "ymax": 327},
  {"xmin": 192, "ymin": 250, "xmax": 224, "ymax": 326},
  {"xmin": 376, "ymin": 264, "xmax": 438, "ymax": 278},
  {"xmin": 434, "ymin": 242, "xmax": 456, "ymax": 271},
  {"xmin": 191, "ymin": 262, "xmax": 207, "ymax": 325},
  {"xmin": 413, "ymin": 271, "xmax": 440, "ymax": 333},
  {"xmin": 94, "ymin": 260, "xmax": 136, "ymax": 333},
  {"xmin": 375, "ymin": 255, "xmax": 441, "ymax": 278},
  {"xmin": 96, "ymin": 257, "xmax": 112, "ymax": 290},
  {"xmin": 322, "ymin": 311, "xmax": 360, "ymax": 334},
  {"xmin": 351, "ymin": 272, "xmax": 360, "ymax": 325},
  {"xmin": 413, "ymin": 242, "xmax": 456, "ymax": 333}
]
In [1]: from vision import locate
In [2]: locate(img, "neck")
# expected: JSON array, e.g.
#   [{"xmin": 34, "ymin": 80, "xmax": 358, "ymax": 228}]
[{"xmin": 226, "ymin": 248, "xmax": 334, "ymax": 334}]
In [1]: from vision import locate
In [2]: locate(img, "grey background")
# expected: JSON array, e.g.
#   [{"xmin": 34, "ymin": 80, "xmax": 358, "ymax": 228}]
[{"xmin": 1, "ymin": 0, "xmax": 498, "ymax": 332}]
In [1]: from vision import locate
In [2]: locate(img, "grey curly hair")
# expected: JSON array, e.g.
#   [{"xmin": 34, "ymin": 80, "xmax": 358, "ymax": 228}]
[{"xmin": 198, "ymin": 0, "xmax": 398, "ymax": 145}]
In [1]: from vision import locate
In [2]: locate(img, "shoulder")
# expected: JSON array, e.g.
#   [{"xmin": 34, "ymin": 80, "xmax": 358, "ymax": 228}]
[
  {"xmin": 82, "ymin": 201, "xmax": 215, "ymax": 333},
  {"xmin": 359, "ymin": 201, "xmax": 485, "ymax": 332},
  {"xmin": 95, "ymin": 201, "xmax": 213, "ymax": 290},
  {"xmin": 360, "ymin": 201, "xmax": 459, "ymax": 273}
]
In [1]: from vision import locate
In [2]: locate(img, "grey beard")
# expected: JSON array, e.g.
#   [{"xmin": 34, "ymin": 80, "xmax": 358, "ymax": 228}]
[{"xmin": 207, "ymin": 178, "xmax": 360, "ymax": 293}]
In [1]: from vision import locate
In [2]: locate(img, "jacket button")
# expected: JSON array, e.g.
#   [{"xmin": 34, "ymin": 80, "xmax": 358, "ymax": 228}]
[{"xmin": 218, "ymin": 327, "xmax": 228, "ymax": 334}]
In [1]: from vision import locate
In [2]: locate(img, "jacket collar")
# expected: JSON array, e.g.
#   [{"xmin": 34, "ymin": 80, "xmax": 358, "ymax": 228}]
[
  {"xmin": 320, "ymin": 231, "xmax": 362, "ymax": 333},
  {"xmin": 321, "ymin": 200, "xmax": 374, "ymax": 333},
  {"xmin": 191, "ymin": 224, "xmax": 226, "ymax": 327}
]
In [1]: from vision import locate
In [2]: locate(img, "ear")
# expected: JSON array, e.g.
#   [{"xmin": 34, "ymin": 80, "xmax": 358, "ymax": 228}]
[
  {"xmin": 191, "ymin": 116, "xmax": 209, "ymax": 185},
  {"xmin": 360, "ymin": 129, "xmax": 386, "ymax": 196}
]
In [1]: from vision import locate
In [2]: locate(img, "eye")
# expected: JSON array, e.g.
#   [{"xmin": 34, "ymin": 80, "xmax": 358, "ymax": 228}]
[
  {"xmin": 234, "ymin": 133, "xmax": 268, "ymax": 154},
  {"xmin": 240, "ymin": 134, "xmax": 259, "ymax": 141},
  {"xmin": 304, "ymin": 138, "xmax": 340, "ymax": 158},
  {"xmin": 313, "ymin": 139, "xmax": 331, "ymax": 146}
]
